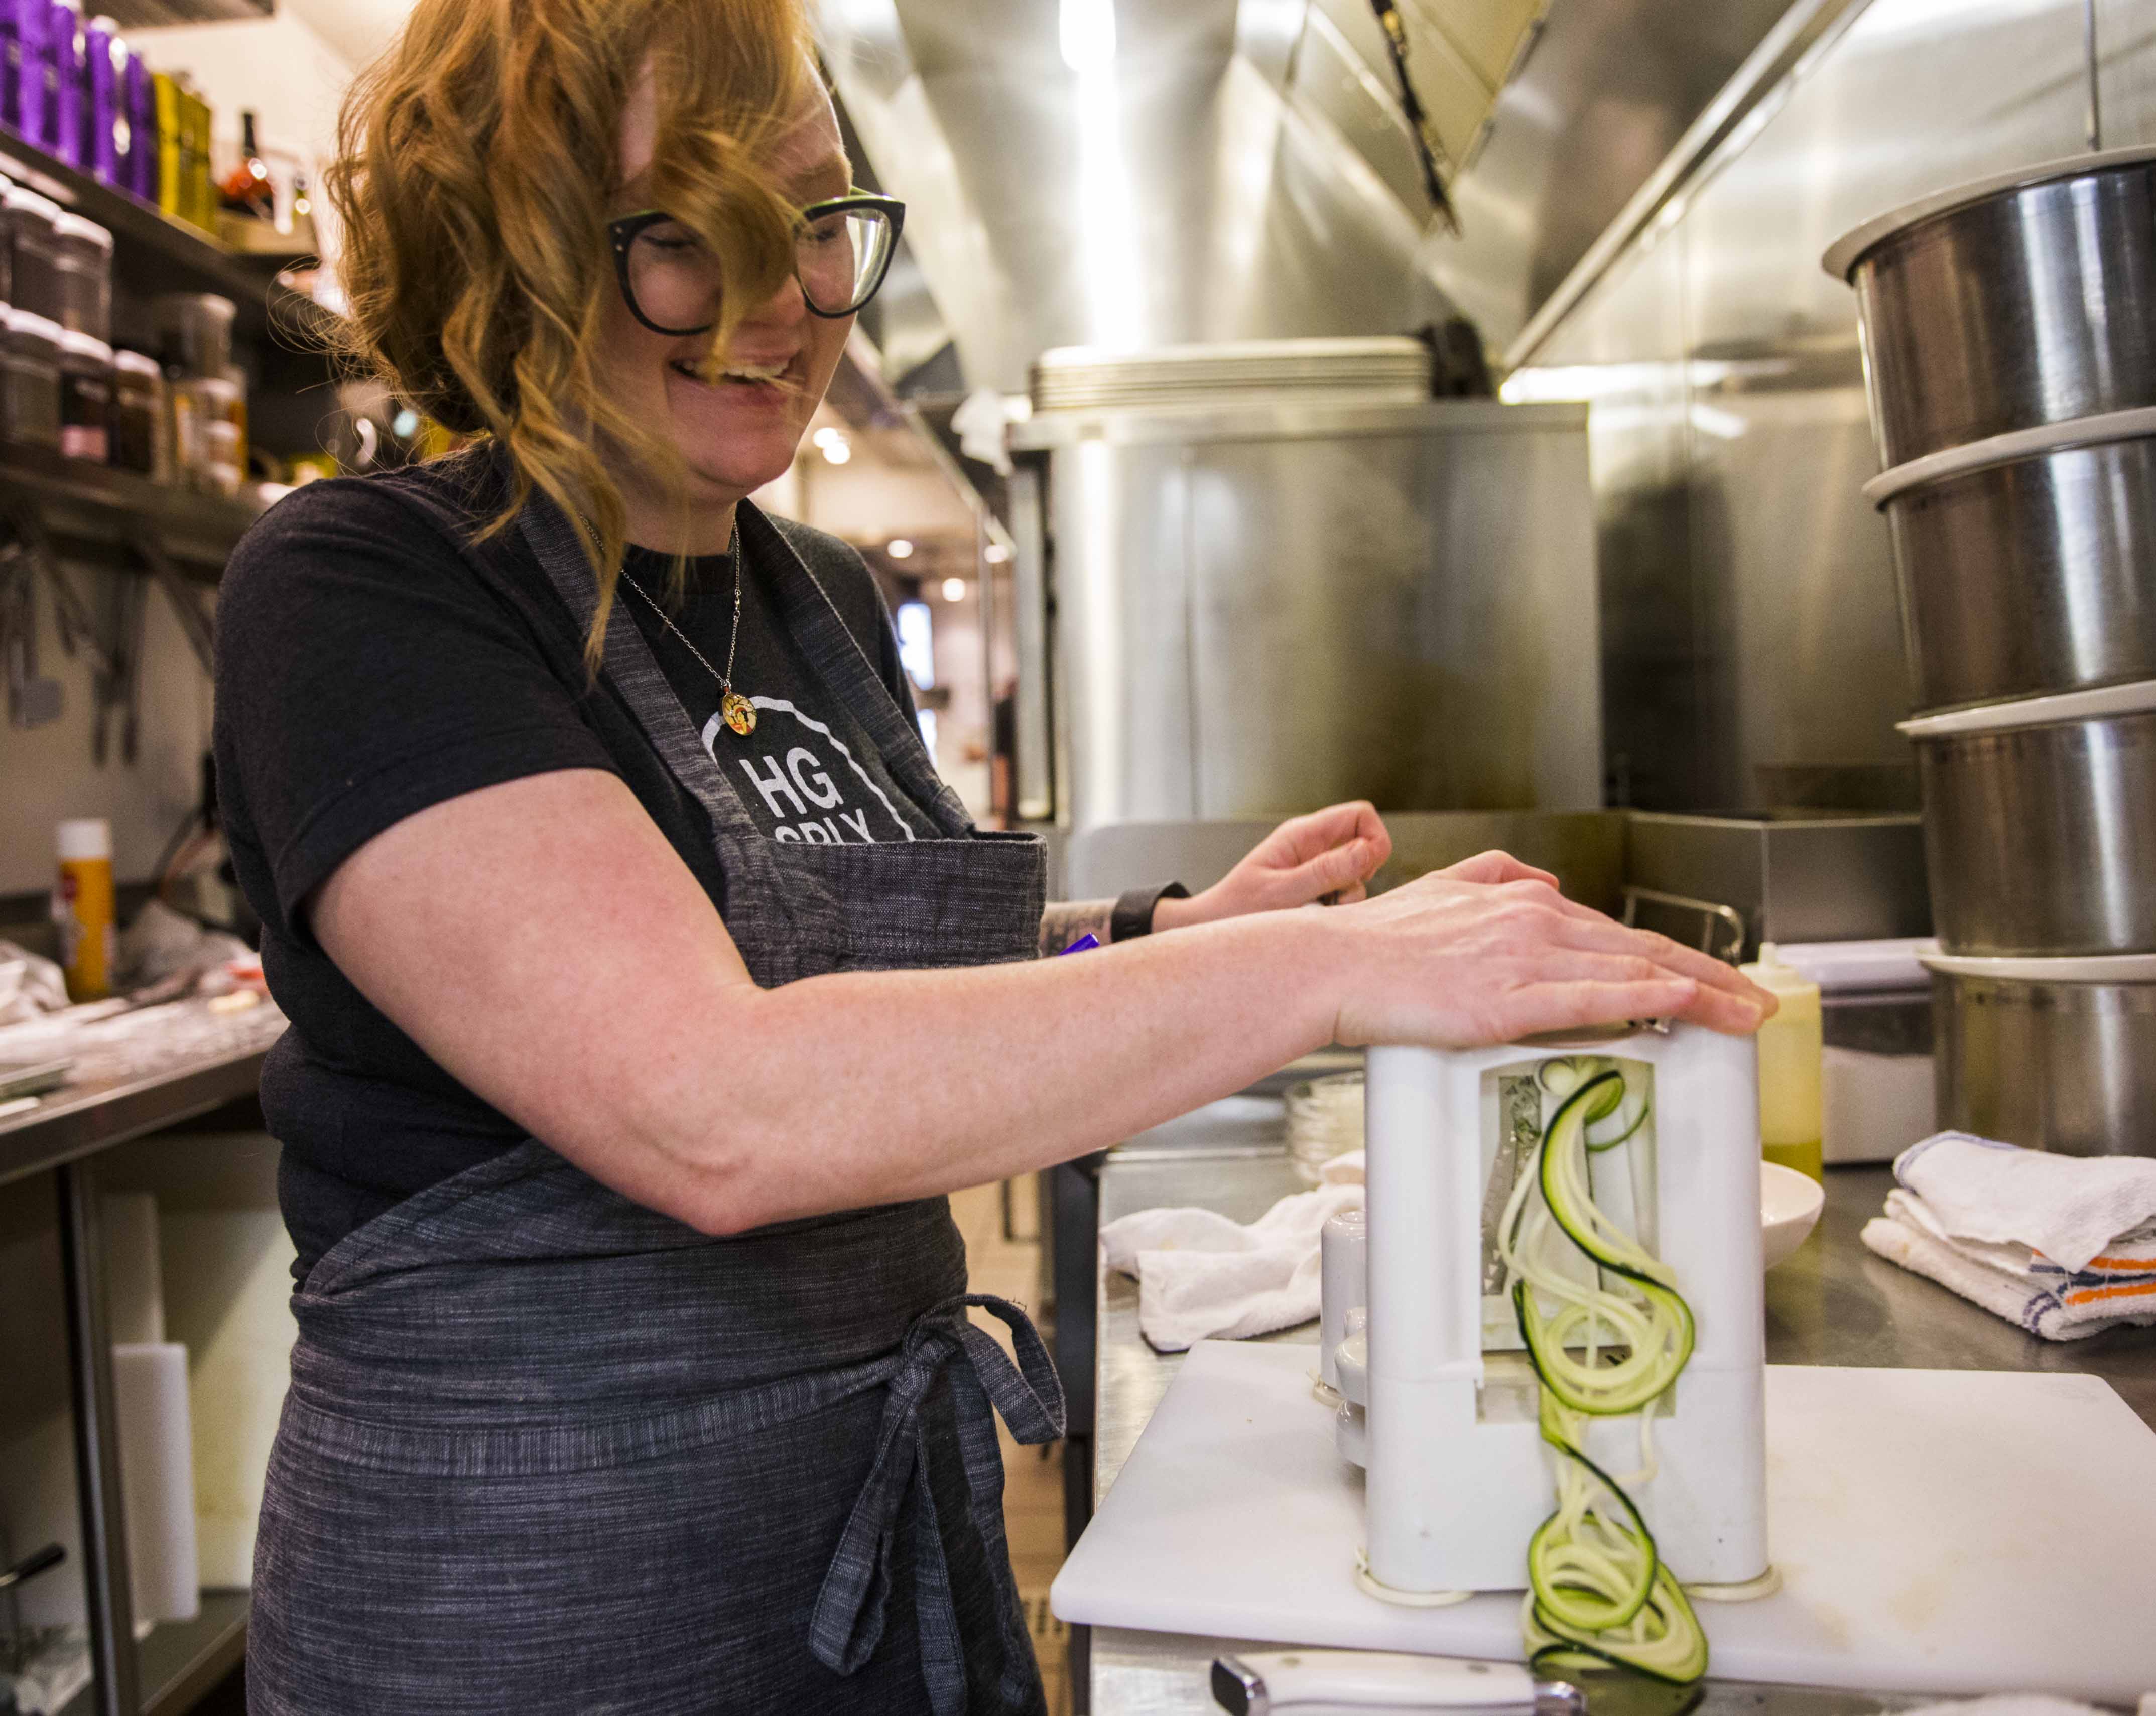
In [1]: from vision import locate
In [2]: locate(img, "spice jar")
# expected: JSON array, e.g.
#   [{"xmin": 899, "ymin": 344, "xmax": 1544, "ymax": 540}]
[
  {"xmin": 110, "ymin": 347, "xmax": 166, "ymax": 478},
  {"xmin": 57, "ymin": 328, "xmax": 112, "ymax": 461},
  {"xmin": 49, "ymin": 210, "xmax": 112, "ymax": 341},
  {"xmin": 5, "ymin": 186, "xmax": 63, "ymax": 326},
  {"xmin": 1, "ymin": 309, "xmax": 63, "ymax": 449}
]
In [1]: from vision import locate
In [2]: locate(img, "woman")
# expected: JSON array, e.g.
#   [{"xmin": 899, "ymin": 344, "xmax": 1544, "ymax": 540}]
[{"xmin": 214, "ymin": 2, "xmax": 1770, "ymax": 1710}]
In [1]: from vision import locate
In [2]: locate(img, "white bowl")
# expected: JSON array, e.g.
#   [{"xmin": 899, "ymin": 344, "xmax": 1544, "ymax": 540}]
[{"xmin": 1761, "ymin": 1162, "xmax": 1826, "ymax": 1269}]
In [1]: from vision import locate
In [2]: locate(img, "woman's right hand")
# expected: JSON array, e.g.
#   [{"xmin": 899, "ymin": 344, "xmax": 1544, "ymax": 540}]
[{"xmin": 1318, "ymin": 850, "xmax": 1773, "ymax": 1050}]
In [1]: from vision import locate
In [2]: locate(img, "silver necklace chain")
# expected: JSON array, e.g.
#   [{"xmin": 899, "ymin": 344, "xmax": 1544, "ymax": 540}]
[{"xmin": 616, "ymin": 532, "xmax": 745, "ymax": 700}]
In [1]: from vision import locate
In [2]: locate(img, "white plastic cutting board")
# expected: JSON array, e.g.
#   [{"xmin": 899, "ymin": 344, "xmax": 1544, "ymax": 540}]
[{"xmin": 1053, "ymin": 1344, "xmax": 2156, "ymax": 1702}]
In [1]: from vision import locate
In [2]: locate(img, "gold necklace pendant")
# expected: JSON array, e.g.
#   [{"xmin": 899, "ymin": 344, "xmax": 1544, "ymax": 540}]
[{"xmin": 721, "ymin": 690, "xmax": 758, "ymax": 736}]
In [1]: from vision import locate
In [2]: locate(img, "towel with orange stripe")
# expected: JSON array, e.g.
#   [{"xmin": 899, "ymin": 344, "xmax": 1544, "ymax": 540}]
[{"xmin": 1860, "ymin": 1132, "xmax": 2156, "ymax": 1341}]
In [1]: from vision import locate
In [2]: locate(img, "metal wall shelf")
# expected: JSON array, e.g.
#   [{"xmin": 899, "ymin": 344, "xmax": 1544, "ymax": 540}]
[
  {"xmin": 0, "ymin": 444, "xmax": 267, "ymax": 576},
  {"xmin": 0, "ymin": 130, "xmax": 329, "ymax": 581},
  {"xmin": 139, "ymin": 1591, "xmax": 250, "ymax": 1716},
  {"xmin": 0, "ymin": 127, "xmax": 336, "ymax": 349},
  {"xmin": 98, "ymin": 0, "xmax": 272, "ymax": 24}
]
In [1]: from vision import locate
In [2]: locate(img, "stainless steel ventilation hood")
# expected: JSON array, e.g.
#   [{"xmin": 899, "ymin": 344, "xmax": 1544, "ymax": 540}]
[{"xmin": 819, "ymin": 0, "xmax": 1804, "ymax": 389}]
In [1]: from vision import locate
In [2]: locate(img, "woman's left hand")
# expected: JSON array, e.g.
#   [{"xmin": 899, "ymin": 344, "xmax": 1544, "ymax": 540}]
[{"xmin": 1157, "ymin": 801, "xmax": 1393, "ymax": 930}]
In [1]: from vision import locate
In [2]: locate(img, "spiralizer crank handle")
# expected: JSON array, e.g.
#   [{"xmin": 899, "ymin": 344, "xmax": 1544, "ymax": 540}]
[{"xmin": 1211, "ymin": 1650, "xmax": 1584, "ymax": 1715}]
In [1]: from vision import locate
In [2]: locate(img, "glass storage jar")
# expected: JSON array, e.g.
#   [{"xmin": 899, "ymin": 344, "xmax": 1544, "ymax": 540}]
[
  {"xmin": 49, "ymin": 210, "xmax": 112, "ymax": 341},
  {"xmin": 5, "ymin": 187, "xmax": 64, "ymax": 326},
  {"xmin": 171, "ymin": 369, "xmax": 242, "ymax": 496},
  {"xmin": 152, "ymin": 291, "xmax": 234, "ymax": 380},
  {"xmin": 2, "ymin": 310, "xmax": 64, "ymax": 449},
  {"xmin": 0, "ymin": 173, "xmax": 15, "ymax": 312},
  {"xmin": 110, "ymin": 348, "xmax": 167, "ymax": 478},
  {"xmin": 57, "ymin": 328, "xmax": 112, "ymax": 461}
]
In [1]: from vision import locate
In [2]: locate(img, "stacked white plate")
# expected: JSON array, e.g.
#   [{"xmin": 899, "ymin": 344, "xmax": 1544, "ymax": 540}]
[{"xmin": 1030, "ymin": 337, "xmax": 1432, "ymax": 414}]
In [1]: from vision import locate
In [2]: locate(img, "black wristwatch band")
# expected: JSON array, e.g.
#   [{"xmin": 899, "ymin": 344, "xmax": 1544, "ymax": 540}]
[{"xmin": 1111, "ymin": 882, "xmax": 1190, "ymax": 943}]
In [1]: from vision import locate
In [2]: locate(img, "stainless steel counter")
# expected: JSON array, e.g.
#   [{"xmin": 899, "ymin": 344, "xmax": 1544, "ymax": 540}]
[
  {"xmin": 0, "ymin": 994, "xmax": 285, "ymax": 1189},
  {"xmin": 1088, "ymin": 1109, "xmax": 2156, "ymax": 1715}
]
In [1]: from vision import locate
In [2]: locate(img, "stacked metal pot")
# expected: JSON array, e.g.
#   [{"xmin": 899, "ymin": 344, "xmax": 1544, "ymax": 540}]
[{"xmin": 1826, "ymin": 147, "xmax": 2156, "ymax": 1159}]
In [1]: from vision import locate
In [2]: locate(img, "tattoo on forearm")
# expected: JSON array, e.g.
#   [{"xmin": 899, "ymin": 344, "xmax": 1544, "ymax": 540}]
[{"xmin": 1038, "ymin": 899, "xmax": 1115, "ymax": 959}]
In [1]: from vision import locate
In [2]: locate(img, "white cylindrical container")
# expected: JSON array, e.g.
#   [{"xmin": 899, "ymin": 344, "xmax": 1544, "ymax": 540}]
[
  {"xmin": 112, "ymin": 1341, "xmax": 200, "ymax": 1624},
  {"xmin": 1319, "ymin": 1207, "xmax": 1366, "ymax": 1392}
]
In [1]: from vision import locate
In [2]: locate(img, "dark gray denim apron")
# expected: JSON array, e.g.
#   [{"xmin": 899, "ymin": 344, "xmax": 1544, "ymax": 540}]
[{"xmin": 246, "ymin": 496, "xmax": 1060, "ymax": 1715}]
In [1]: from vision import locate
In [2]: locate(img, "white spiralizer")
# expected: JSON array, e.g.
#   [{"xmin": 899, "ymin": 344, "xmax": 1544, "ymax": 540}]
[{"xmin": 1332, "ymin": 1024, "xmax": 1770, "ymax": 1597}]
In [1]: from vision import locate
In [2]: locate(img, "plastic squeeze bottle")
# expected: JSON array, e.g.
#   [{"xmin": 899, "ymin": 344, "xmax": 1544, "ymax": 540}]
[
  {"xmin": 1739, "ymin": 943, "xmax": 1823, "ymax": 1182},
  {"xmin": 54, "ymin": 817, "xmax": 114, "ymax": 1001}
]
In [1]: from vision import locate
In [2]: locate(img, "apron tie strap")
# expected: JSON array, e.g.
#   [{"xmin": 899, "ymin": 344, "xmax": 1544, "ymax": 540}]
[{"xmin": 809, "ymin": 1293, "xmax": 1065, "ymax": 1714}]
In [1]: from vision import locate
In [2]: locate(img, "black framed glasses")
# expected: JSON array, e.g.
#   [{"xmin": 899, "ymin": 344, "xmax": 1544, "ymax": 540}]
[{"xmin": 607, "ymin": 191, "xmax": 906, "ymax": 336}]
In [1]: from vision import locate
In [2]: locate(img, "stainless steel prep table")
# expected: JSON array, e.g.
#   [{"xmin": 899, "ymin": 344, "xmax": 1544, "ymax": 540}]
[
  {"xmin": 1086, "ymin": 1106, "xmax": 2156, "ymax": 1716},
  {"xmin": 0, "ymin": 994, "xmax": 285, "ymax": 1188},
  {"xmin": 0, "ymin": 994, "xmax": 285, "ymax": 1716}
]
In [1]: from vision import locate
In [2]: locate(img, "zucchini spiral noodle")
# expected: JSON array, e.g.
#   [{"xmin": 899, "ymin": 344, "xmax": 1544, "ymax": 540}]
[{"xmin": 1495, "ymin": 1059, "xmax": 1710, "ymax": 1684}]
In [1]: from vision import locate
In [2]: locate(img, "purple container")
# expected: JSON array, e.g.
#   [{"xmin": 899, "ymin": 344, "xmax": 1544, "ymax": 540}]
[
  {"xmin": 83, "ymin": 14, "xmax": 113, "ymax": 182},
  {"xmin": 45, "ymin": 1, "xmax": 80, "ymax": 167},
  {"xmin": 4, "ymin": 0, "xmax": 49, "ymax": 142},
  {"xmin": 123, "ymin": 49, "xmax": 149, "ymax": 198}
]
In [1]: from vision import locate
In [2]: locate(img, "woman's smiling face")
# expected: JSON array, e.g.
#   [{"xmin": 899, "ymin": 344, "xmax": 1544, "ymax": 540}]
[{"xmin": 598, "ymin": 68, "xmax": 855, "ymax": 538}]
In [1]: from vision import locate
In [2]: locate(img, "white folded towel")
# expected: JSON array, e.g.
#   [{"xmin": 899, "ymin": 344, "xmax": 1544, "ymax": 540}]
[
  {"xmin": 1860, "ymin": 1132, "xmax": 2156, "ymax": 1341},
  {"xmin": 1102, "ymin": 1159, "xmax": 1363, "ymax": 1354},
  {"xmin": 1895, "ymin": 1130, "xmax": 2156, "ymax": 1271}
]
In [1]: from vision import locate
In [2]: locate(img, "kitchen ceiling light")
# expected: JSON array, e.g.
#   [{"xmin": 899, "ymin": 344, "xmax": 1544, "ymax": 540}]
[
  {"xmin": 820, "ymin": 433, "xmax": 852, "ymax": 465},
  {"xmin": 984, "ymin": 543, "xmax": 1010, "ymax": 564},
  {"xmin": 887, "ymin": 538, "xmax": 915, "ymax": 559},
  {"xmin": 1059, "ymin": 0, "xmax": 1116, "ymax": 71},
  {"xmin": 942, "ymin": 577, "xmax": 966, "ymax": 602}
]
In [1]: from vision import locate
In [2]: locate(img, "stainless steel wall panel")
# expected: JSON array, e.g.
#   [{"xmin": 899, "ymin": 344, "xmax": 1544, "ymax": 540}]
[
  {"xmin": 1686, "ymin": 388, "xmax": 1909, "ymax": 802},
  {"xmin": 1507, "ymin": 0, "xmax": 2156, "ymax": 813},
  {"xmin": 1050, "ymin": 439, "xmax": 1199, "ymax": 828},
  {"xmin": 1183, "ymin": 419, "xmax": 1599, "ymax": 816},
  {"xmin": 1527, "ymin": 231, "xmax": 1699, "ymax": 809},
  {"xmin": 1025, "ymin": 400, "xmax": 1597, "ymax": 831}
]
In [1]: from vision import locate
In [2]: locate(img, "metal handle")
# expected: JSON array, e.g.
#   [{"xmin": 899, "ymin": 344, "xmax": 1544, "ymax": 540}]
[
  {"xmin": 1213, "ymin": 1649, "xmax": 1577, "ymax": 1714},
  {"xmin": 1622, "ymin": 884, "xmax": 1748, "ymax": 964},
  {"xmin": 0, "ymin": 1543, "xmax": 63, "ymax": 1591}
]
